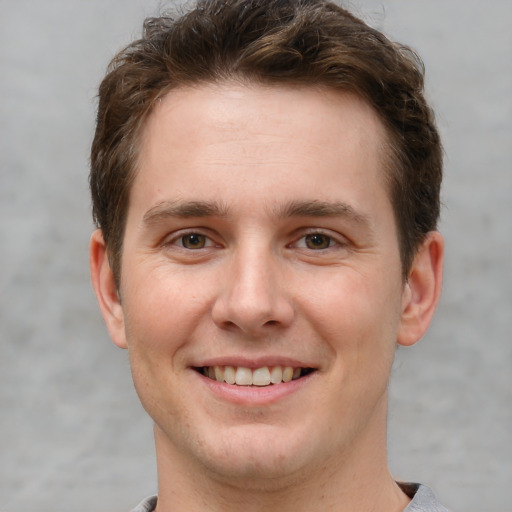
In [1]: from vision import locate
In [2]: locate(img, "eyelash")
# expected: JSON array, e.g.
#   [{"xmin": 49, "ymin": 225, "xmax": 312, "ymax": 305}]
[
  {"xmin": 291, "ymin": 231, "xmax": 341, "ymax": 251},
  {"xmin": 165, "ymin": 229, "xmax": 345, "ymax": 252},
  {"xmin": 166, "ymin": 231, "xmax": 217, "ymax": 250}
]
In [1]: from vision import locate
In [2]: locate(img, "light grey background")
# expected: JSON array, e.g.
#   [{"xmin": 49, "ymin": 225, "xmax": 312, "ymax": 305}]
[{"xmin": 1, "ymin": 1, "xmax": 510, "ymax": 511}]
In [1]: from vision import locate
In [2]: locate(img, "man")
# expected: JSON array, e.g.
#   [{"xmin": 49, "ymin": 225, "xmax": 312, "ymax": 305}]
[{"xmin": 89, "ymin": 1, "xmax": 447, "ymax": 511}]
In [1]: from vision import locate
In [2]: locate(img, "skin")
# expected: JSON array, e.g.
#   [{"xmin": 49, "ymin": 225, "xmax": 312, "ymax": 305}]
[{"xmin": 90, "ymin": 83, "xmax": 443, "ymax": 512}]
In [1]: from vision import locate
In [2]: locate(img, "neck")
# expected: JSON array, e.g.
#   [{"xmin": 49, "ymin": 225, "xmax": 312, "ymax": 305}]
[{"xmin": 153, "ymin": 397, "xmax": 410, "ymax": 512}]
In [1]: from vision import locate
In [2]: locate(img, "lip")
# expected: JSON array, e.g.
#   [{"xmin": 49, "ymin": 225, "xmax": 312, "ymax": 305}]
[
  {"xmin": 191, "ymin": 355, "xmax": 316, "ymax": 369},
  {"xmin": 192, "ymin": 366, "xmax": 317, "ymax": 406}
]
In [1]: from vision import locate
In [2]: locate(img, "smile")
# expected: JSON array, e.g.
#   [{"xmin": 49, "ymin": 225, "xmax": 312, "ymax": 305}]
[{"xmin": 196, "ymin": 365, "xmax": 315, "ymax": 386}]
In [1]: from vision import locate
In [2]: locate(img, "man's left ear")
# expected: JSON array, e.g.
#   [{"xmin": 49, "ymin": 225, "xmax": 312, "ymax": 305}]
[{"xmin": 397, "ymin": 231, "xmax": 444, "ymax": 347}]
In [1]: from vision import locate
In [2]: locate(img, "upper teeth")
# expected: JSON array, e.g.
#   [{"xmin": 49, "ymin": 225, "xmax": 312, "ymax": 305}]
[{"xmin": 202, "ymin": 365, "xmax": 303, "ymax": 386}]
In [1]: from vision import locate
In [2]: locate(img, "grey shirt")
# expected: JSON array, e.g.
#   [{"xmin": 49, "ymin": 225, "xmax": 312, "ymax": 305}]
[
  {"xmin": 401, "ymin": 483, "xmax": 450, "ymax": 512},
  {"xmin": 131, "ymin": 483, "xmax": 449, "ymax": 512}
]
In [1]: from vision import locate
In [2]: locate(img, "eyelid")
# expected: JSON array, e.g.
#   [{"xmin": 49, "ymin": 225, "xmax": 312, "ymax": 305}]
[
  {"xmin": 160, "ymin": 227, "xmax": 349, "ymax": 251},
  {"xmin": 289, "ymin": 228, "xmax": 348, "ymax": 250},
  {"xmin": 164, "ymin": 228, "xmax": 219, "ymax": 249}
]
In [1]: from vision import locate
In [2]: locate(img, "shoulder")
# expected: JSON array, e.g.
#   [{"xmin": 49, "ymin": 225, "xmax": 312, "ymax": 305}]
[
  {"xmin": 400, "ymin": 483, "xmax": 450, "ymax": 512},
  {"xmin": 130, "ymin": 495, "xmax": 157, "ymax": 512}
]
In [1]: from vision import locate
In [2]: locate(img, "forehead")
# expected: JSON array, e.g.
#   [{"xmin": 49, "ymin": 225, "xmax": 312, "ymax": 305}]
[
  {"xmin": 132, "ymin": 82, "xmax": 391, "ymax": 219},
  {"xmin": 144, "ymin": 82, "xmax": 387, "ymax": 149}
]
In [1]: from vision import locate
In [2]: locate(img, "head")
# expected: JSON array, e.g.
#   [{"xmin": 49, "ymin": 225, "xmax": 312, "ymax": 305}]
[
  {"xmin": 90, "ymin": 0, "xmax": 442, "ymax": 288},
  {"xmin": 89, "ymin": 1, "xmax": 444, "ymax": 500}
]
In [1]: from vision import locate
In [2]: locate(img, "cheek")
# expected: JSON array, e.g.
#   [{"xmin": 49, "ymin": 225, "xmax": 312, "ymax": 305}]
[
  {"xmin": 121, "ymin": 264, "xmax": 214, "ymax": 355},
  {"xmin": 301, "ymin": 268, "xmax": 402, "ymax": 360}
]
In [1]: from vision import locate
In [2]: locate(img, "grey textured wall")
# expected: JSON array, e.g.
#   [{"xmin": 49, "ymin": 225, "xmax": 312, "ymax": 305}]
[{"xmin": 1, "ymin": 1, "xmax": 510, "ymax": 511}]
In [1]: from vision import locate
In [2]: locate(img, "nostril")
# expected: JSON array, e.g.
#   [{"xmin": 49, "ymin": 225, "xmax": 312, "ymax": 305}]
[{"xmin": 218, "ymin": 320, "xmax": 241, "ymax": 332}]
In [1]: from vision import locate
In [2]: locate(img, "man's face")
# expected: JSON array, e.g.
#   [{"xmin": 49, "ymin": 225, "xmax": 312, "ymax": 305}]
[{"xmin": 106, "ymin": 83, "xmax": 413, "ymax": 483}]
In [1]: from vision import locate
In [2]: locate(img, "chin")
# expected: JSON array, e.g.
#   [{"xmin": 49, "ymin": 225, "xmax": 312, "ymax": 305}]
[
  {"xmin": 190, "ymin": 423, "xmax": 322, "ymax": 486},
  {"xmin": 203, "ymin": 453, "xmax": 310, "ymax": 490}
]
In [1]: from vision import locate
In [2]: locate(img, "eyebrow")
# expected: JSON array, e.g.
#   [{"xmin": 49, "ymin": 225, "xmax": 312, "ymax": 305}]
[
  {"xmin": 276, "ymin": 199, "xmax": 371, "ymax": 226},
  {"xmin": 142, "ymin": 198, "xmax": 371, "ymax": 228},
  {"xmin": 142, "ymin": 200, "xmax": 230, "ymax": 225}
]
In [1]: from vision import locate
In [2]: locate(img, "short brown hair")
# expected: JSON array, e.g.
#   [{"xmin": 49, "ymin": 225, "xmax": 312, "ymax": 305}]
[{"xmin": 90, "ymin": 0, "xmax": 442, "ymax": 286}]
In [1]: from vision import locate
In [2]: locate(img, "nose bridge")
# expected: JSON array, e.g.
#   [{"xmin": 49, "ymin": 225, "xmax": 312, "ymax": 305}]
[{"xmin": 212, "ymin": 239, "xmax": 293, "ymax": 334}]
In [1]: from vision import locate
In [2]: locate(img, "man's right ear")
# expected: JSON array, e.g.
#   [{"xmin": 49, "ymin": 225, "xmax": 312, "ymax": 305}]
[{"xmin": 89, "ymin": 230, "xmax": 127, "ymax": 349}]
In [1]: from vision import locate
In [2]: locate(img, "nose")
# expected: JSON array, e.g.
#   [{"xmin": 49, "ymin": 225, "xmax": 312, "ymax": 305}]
[{"xmin": 211, "ymin": 246, "xmax": 294, "ymax": 336}]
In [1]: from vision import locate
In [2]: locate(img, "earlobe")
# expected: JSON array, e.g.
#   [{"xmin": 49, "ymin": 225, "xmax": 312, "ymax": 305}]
[
  {"xmin": 89, "ymin": 230, "xmax": 128, "ymax": 349},
  {"xmin": 397, "ymin": 231, "xmax": 444, "ymax": 347}
]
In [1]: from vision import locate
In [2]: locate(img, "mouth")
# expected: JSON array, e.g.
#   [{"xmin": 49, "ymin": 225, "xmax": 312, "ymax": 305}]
[{"xmin": 194, "ymin": 365, "xmax": 316, "ymax": 387}]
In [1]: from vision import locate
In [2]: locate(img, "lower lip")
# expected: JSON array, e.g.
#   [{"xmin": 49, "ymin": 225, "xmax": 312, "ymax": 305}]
[{"xmin": 195, "ymin": 371, "xmax": 316, "ymax": 406}]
